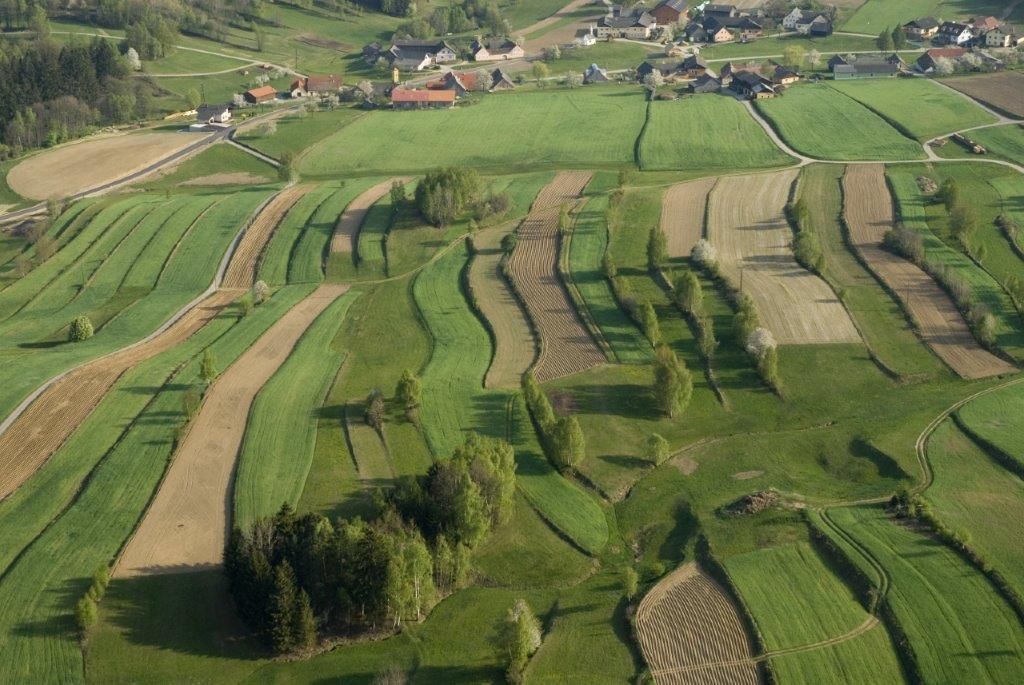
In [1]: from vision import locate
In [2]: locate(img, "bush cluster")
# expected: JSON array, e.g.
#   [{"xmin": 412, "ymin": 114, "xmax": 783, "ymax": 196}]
[{"xmin": 522, "ymin": 373, "xmax": 585, "ymax": 471}]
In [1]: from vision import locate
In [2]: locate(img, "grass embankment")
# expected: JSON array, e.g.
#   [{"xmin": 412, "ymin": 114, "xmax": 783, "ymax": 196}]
[
  {"xmin": 0, "ymin": 189, "xmax": 274, "ymax": 423},
  {"xmin": 799, "ymin": 164, "xmax": 943, "ymax": 379},
  {"xmin": 301, "ymin": 89, "xmax": 647, "ymax": 176},
  {"xmin": 956, "ymin": 380, "xmax": 1024, "ymax": 473},
  {"xmin": 639, "ymin": 96, "xmax": 795, "ymax": 171},
  {"xmin": 824, "ymin": 505, "xmax": 1024, "ymax": 683},
  {"xmin": 756, "ymin": 84, "xmax": 925, "ymax": 161},
  {"xmin": 0, "ymin": 286, "xmax": 313, "ymax": 683},
  {"xmin": 234, "ymin": 289, "xmax": 361, "ymax": 528},
  {"xmin": 830, "ymin": 79, "xmax": 996, "ymax": 141},
  {"xmin": 888, "ymin": 169, "xmax": 1024, "ymax": 360}
]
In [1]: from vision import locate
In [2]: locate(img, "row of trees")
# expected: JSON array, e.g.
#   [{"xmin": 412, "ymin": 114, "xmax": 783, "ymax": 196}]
[
  {"xmin": 225, "ymin": 434, "xmax": 516, "ymax": 653},
  {"xmin": 522, "ymin": 372, "xmax": 586, "ymax": 471}
]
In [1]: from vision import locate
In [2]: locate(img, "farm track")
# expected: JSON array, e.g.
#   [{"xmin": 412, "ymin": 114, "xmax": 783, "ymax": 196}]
[
  {"xmin": 508, "ymin": 171, "xmax": 606, "ymax": 382},
  {"xmin": 636, "ymin": 562, "xmax": 758, "ymax": 685},
  {"xmin": 661, "ymin": 177, "xmax": 717, "ymax": 259},
  {"xmin": 116, "ymin": 284, "xmax": 348, "ymax": 576},
  {"xmin": 0, "ymin": 290, "xmax": 238, "ymax": 501},
  {"xmin": 707, "ymin": 169, "xmax": 860, "ymax": 344},
  {"xmin": 330, "ymin": 177, "xmax": 410, "ymax": 255},
  {"xmin": 470, "ymin": 227, "xmax": 537, "ymax": 388},
  {"xmin": 841, "ymin": 165, "xmax": 1015, "ymax": 379},
  {"xmin": 222, "ymin": 184, "xmax": 312, "ymax": 288}
]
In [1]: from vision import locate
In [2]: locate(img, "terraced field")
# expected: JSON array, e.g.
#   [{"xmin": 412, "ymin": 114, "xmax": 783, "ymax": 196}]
[
  {"xmin": 635, "ymin": 563, "xmax": 758, "ymax": 685},
  {"xmin": 707, "ymin": 170, "xmax": 860, "ymax": 344},
  {"xmin": 258, "ymin": 183, "xmax": 337, "ymax": 285},
  {"xmin": 661, "ymin": 177, "xmax": 716, "ymax": 259},
  {"xmin": 508, "ymin": 171, "xmax": 607, "ymax": 381},
  {"xmin": 842, "ymin": 164, "xmax": 1015, "ymax": 378},
  {"xmin": 756, "ymin": 85, "xmax": 925, "ymax": 161},
  {"xmin": 329, "ymin": 178, "xmax": 403, "ymax": 254},
  {"xmin": 222, "ymin": 184, "xmax": 308, "ymax": 288}
]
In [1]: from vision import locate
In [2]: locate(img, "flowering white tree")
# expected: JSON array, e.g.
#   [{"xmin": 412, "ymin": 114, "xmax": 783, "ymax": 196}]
[
  {"xmin": 125, "ymin": 47, "xmax": 142, "ymax": 71},
  {"xmin": 746, "ymin": 327, "xmax": 777, "ymax": 359},
  {"xmin": 691, "ymin": 239, "xmax": 717, "ymax": 266},
  {"xmin": 232, "ymin": 93, "xmax": 246, "ymax": 108},
  {"xmin": 252, "ymin": 280, "xmax": 270, "ymax": 305},
  {"xmin": 643, "ymin": 70, "xmax": 664, "ymax": 90},
  {"xmin": 933, "ymin": 56, "xmax": 956, "ymax": 75}
]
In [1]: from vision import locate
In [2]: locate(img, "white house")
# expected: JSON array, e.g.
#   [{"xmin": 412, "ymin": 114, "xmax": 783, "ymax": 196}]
[{"xmin": 196, "ymin": 103, "xmax": 232, "ymax": 125}]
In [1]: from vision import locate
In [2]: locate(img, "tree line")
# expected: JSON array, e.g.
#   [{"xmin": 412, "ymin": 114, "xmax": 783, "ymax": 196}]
[{"xmin": 224, "ymin": 433, "xmax": 516, "ymax": 654}]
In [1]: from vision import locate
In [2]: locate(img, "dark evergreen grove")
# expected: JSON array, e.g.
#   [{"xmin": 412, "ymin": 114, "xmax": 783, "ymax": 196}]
[{"xmin": 224, "ymin": 433, "xmax": 516, "ymax": 653}]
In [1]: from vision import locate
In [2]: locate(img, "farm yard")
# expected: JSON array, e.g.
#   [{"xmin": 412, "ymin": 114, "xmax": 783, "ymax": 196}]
[{"xmin": 1, "ymin": 8, "xmax": 1024, "ymax": 683}]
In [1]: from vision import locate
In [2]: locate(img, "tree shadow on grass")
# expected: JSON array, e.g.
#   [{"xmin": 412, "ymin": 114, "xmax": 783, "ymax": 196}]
[{"xmin": 561, "ymin": 383, "xmax": 657, "ymax": 421}]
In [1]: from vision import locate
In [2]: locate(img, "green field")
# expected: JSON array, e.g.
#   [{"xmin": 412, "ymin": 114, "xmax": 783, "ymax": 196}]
[
  {"xmin": 238, "ymin": 108, "xmax": 366, "ymax": 160},
  {"xmin": 842, "ymin": 0, "xmax": 1005, "ymax": 33},
  {"xmin": 639, "ymin": 96, "xmax": 795, "ymax": 171},
  {"xmin": 830, "ymin": 78, "xmax": 996, "ymax": 141},
  {"xmin": 302, "ymin": 89, "xmax": 647, "ymax": 175},
  {"xmin": 956, "ymin": 380, "xmax": 1024, "ymax": 472},
  {"xmin": 968, "ymin": 125, "xmax": 1024, "ymax": 166},
  {"xmin": 259, "ymin": 184, "xmax": 340, "ymax": 285},
  {"xmin": 756, "ymin": 84, "xmax": 925, "ymax": 161},
  {"xmin": 824, "ymin": 505, "xmax": 1024, "ymax": 684},
  {"xmin": 233, "ymin": 289, "xmax": 360, "ymax": 528}
]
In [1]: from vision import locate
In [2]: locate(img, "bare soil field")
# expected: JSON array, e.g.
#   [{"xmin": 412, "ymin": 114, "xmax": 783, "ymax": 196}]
[
  {"xmin": 0, "ymin": 291, "xmax": 237, "ymax": 500},
  {"xmin": 469, "ymin": 227, "xmax": 537, "ymax": 388},
  {"xmin": 6, "ymin": 132, "xmax": 206, "ymax": 200},
  {"xmin": 180, "ymin": 172, "xmax": 269, "ymax": 186},
  {"xmin": 222, "ymin": 184, "xmax": 312, "ymax": 288},
  {"xmin": 707, "ymin": 170, "xmax": 860, "ymax": 345},
  {"xmin": 508, "ymin": 171, "xmax": 606, "ymax": 382},
  {"xmin": 661, "ymin": 177, "xmax": 717, "ymax": 259},
  {"xmin": 842, "ymin": 164, "xmax": 1015, "ymax": 379},
  {"xmin": 330, "ymin": 178, "xmax": 409, "ymax": 254},
  {"xmin": 636, "ymin": 562, "xmax": 758, "ymax": 685},
  {"xmin": 944, "ymin": 72, "xmax": 1024, "ymax": 118},
  {"xmin": 116, "ymin": 284, "xmax": 347, "ymax": 576}
]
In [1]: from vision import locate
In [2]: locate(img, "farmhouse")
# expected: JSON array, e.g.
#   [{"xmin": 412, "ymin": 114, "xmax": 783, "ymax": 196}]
[
  {"xmin": 719, "ymin": 61, "xmax": 765, "ymax": 83},
  {"xmin": 701, "ymin": 14, "xmax": 763, "ymax": 41},
  {"xmin": 703, "ymin": 4, "xmax": 737, "ymax": 19},
  {"xmin": 391, "ymin": 88, "xmax": 456, "ymax": 109},
  {"xmin": 650, "ymin": 0, "xmax": 688, "ymax": 26},
  {"xmin": 470, "ymin": 38, "xmax": 524, "ymax": 61},
  {"xmin": 982, "ymin": 24, "xmax": 1021, "ymax": 47},
  {"xmin": 386, "ymin": 40, "xmax": 457, "ymax": 71},
  {"xmin": 595, "ymin": 6, "xmax": 658, "ymax": 39},
  {"xmin": 936, "ymin": 21, "xmax": 973, "ymax": 45},
  {"xmin": 196, "ymin": 103, "xmax": 231, "ymax": 125},
  {"xmin": 688, "ymin": 73, "xmax": 721, "ymax": 93},
  {"xmin": 916, "ymin": 47, "xmax": 967, "ymax": 72},
  {"xmin": 490, "ymin": 68, "xmax": 516, "ymax": 91},
  {"xmin": 244, "ymin": 85, "xmax": 277, "ymax": 104},
  {"xmin": 430, "ymin": 71, "xmax": 480, "ymax": 96},
  {"xmin": 783, "ymin": 9, "xmax": 832, "ymax": 36},
  {"xmin": 833, "ymin": 58, "xmax": 900, "ymax": 79},
  {"xmin": 969, "ymin": 16, "xmax": 1002, "ymax": 34},
  {"xmin": 362, "ymin": 42, "xmax": 382, "ymax": 64},
  {"xmin": 730, "ymin": 71, "xmax": 776, "ymax": 99},
  {"xmin": 680, "ymin": 53, "xmax": 707, "ymax": 78},
  {"xmin": 770, "ymin": 63, "xmax": 802, "ymax": 86},
  {"xmin": 290, "ymin": 74, "xmax": 342, "ymax": 98},
  {"xmin": 902, "ymin": 17, "xmax": 939, "ymax": 40},
  {"xmin": 638, "ymin": 58, "xmax": 682, "ymax": 81},
  {"xmin": 584, "ymin": 63, "xmax": 611, "ymax": 83}
]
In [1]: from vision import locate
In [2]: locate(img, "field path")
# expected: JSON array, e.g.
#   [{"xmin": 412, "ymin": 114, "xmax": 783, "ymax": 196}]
[
  {"xmin": 508, "ymin": 171, "xmax": 606, "ymax": 382},
  {"xmin": 841, "ymin": 165, "xmax": 1015, "ymax": 378},
  {"xmin": 0, "ymin": 291, "xmax": 237, "ymax": 500},
  {"xmin": 661, "ymin": 177, "xmax": 717, "ymax": 259},
  {"xmin": 636, "ymin": 562, "xmax": 758, "ymax": 685},
  {"xmin": 470, "ymin": 227, "xmax": 537, "ymax": 388},
  {"xmin": 116, "ymin": 284, "xmax": 348, "ymax": 576},
  {"xmin": 222, "ymin": 183, "xmax": 311, "ymax": 287},
  {"xmin": 330, "ymin": 178, "xmax": 410, "ymax": 254},
  {"xmin": 707, "ymin": 170, "xmax": 860, "ymax": 344}
]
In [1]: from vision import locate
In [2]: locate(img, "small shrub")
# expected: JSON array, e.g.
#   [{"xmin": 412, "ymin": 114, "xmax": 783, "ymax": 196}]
[
  {"xmin": 252, "ymin": 280, "xmax": 270, "ymax": 305},
  {"xmin": 68, "ymin": 315, "xmax": 94, "ymax": 342},
  {"xmin": 365, "ymin": 389, "xmax": 386, "ymax": 430},
  {"xmin": 645, "ymin": 433, "xmax": 670, "ymax": 465}
]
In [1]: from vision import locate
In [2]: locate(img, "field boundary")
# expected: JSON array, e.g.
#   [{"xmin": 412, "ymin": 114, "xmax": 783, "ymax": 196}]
[{"xmin": 558, "ymin": 202, "xmax": 616, "ymax": 363}]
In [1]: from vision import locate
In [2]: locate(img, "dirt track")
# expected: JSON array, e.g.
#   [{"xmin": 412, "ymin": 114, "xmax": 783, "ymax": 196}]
[
  {"xmin": 661, "ymin": 178, "xmax": 717, "ymax": 259},
  {"xmin": 0, "ymin": 291, "xmax": 238, "ymax": 501},
  {"xmin": 842, "ymin": 165, "xmax": 1015, "ymax": 379},
  {"xmin": 469, "ymin": 227, "xmax": 537, "ymax": 388},
  {"xmin": 636, "ymin": 562, "xmax": 758, "ymax": 685},
  {"xmin": 222, "ymin": 184, "xmax": 312, "ymax": 288},
  {"xmin": 117, "ymin": 284, "xmax": 347, "ymax": 576},
  {"xmin": 708, "ymin": 170, "xmax": 860, "ymax": 345},
  {"xmin": 507, "ymin": 171, "xmax": 605, "ymax": 382},
  {"xmin": 7, "ymin": 132, "xmax": 206, "ymax": 201},
  {"xmin": 330, "ymin": 178, "xmax": 410, "ymax": 254}
]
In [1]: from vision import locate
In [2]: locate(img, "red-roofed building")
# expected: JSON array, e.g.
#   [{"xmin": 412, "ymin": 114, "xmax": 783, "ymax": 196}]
[
  {"xmin": 916, "ymin": 47, "xmax": 967, "ymax": 72},
  {"xmin": 391, "ymin": 88, "xmax": 456, "ymax": 109},
  {"xmin": 244, "ymin": 85, "xmax": 278, "ymax": 104},
  {"xmin": 290, "ymin": 74, "xmax": 343, "ymax": 98}
]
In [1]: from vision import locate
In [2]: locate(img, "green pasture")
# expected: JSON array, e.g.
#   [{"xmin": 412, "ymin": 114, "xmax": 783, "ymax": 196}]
[
  {"xmin": 842, "ymin": 0, "xmax": 1005, "ymax": 33},
  {"xmin": 701, "ymin": 33, "xmax": 880, "ymax": 61},
  {"xmin": 824, "ymin": 505, "xmax": 1024, "ymax": 684},
  {"xmin": 770, "ymin": 627, "xmax": 908, "ymax": 684},
  {"xmin": 302, "ymin": 89, "xmax": 647, "ymax": 175},
  {"xmin": 756, "ymin": 84, "xmax": 925, "ymax": 160},
  {"xmin": 144, "ymin": 49, "xmax": 251, "ymax": 75},
  {"xmin": 259, "ymin": 184, "xmax": 339, "ymax": 285},
  {"xmin": 956, "ymin": 380, "xmax": 1024, "ymax": 471},
  {"xmin": 639, "ymin": 96, "xmax": 795, "ymax": 171},
  {"xmin": 238, "ymin": 107, "xmax": 366, "ymax": 161},
  {"xmin": 967, "ymin": 125, "xmax": 1024, "ymax": 166},
  {"xmin": 234, "ymin": 289, "xmax": 360, "ymax": 528},
  {"xmin": 144, "ymin": 143, "xmax": 277, "ymax": 189},
  {"xmin": 830, "ymin": 78, "xmax": 996, "ymax": 141}
]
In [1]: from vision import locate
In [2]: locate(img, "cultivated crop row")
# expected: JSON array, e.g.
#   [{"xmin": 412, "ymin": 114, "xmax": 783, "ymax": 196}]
[
  {"xmin": 660, "ymin": 177, "xmax": 716, "ymax": 259},
  {"xmin": 223, "ymin": 184, "xmax": 311, "ymax": 288}
]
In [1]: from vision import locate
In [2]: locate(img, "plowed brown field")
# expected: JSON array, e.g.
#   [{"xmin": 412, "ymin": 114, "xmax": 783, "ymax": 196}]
[
  {"xmin": 330, "ymin": 177, "xmax": 410, "ymax": 254},
  {"xmin": 507, "ymin": 171, "xmax": 605, "ymax": 382},
  {"xmin": 222, "ymin": 184, "xmax": 312, "ymax": 288},
  {"xmin": 117, "ymin": 284, "xmax": 347, "ymax": 576},
  {"xmin": 636, "ymin": 563, "xmax": 759, "ymax": 685},
  {"xmin": 469, "ymin": 227, "xmax": 537, "ymax": 388},
  {"xmin": 661, "ymin": 177, "xmax": 717, "ymax": 258},
  {"xmin": 944, "ymin": 72, "xmax": 1024, "ymax": 118},
  {"xmin": 842, "ymin": 165, "xmax": 1015, "ymax": 379},
  {"xmin": 0, "ymin": 291, "xmax": 237, "ymax": 500},
  {"xmin": 708, "ymin": 170, "xmax": 860, "ymax": 345}
]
